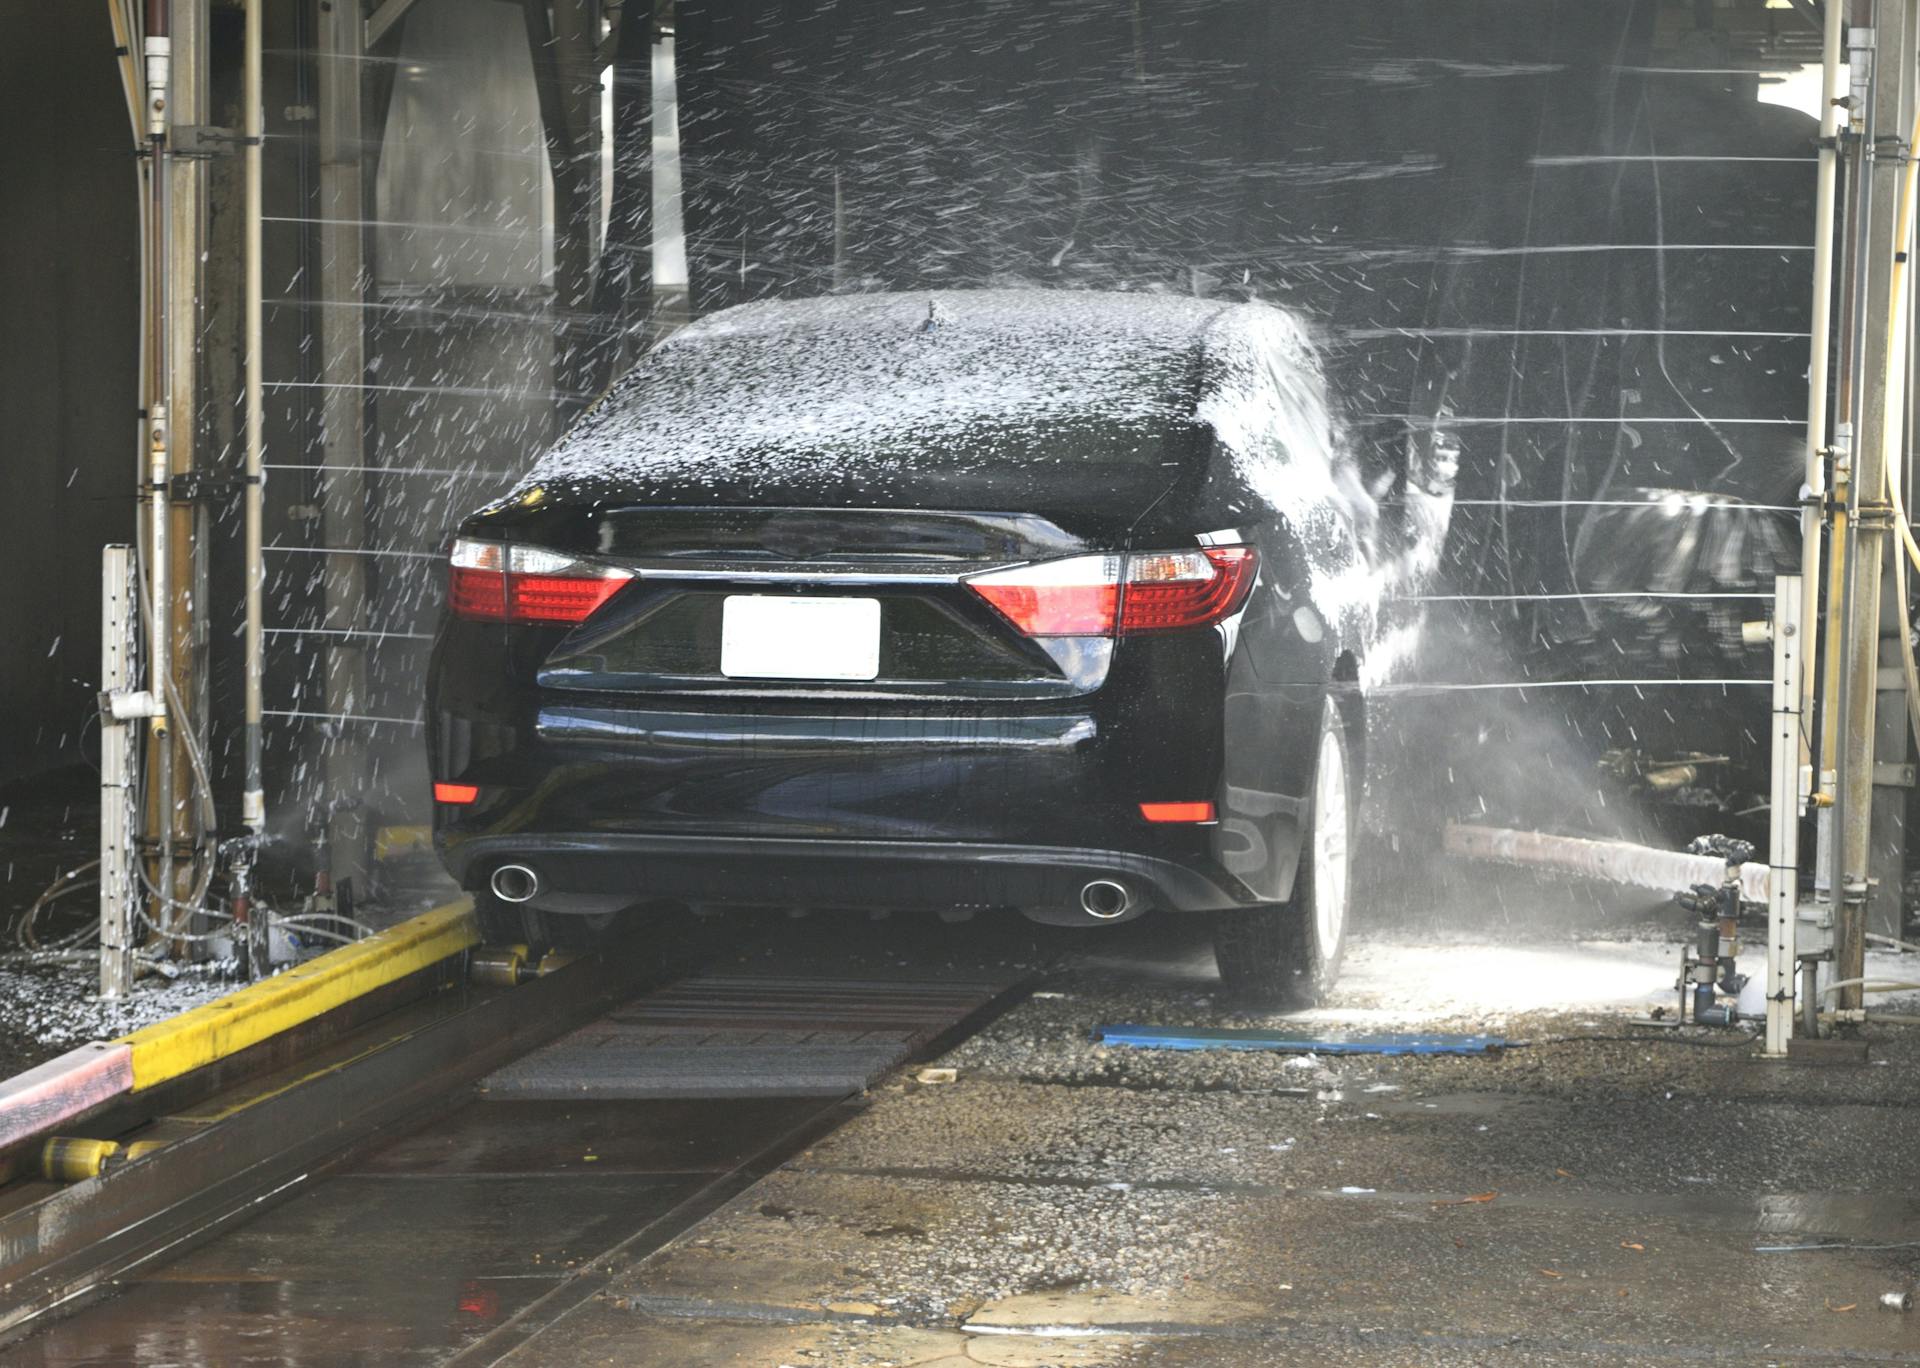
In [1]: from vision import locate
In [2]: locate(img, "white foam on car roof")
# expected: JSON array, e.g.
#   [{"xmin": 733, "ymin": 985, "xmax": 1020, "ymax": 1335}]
[{"xmin": 516, "ymin": 289, "xmax": 1256, "ymax": 489}]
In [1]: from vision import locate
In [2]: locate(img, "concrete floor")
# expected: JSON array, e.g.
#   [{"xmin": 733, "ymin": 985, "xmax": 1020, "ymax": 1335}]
[
  {"xmin": 501, "ymin": 876, "xmax": 1920, "ymax": 1366},
  {"xmin": 17, "ymin": 865, "xmax": 1920, "ymax": 1365}
]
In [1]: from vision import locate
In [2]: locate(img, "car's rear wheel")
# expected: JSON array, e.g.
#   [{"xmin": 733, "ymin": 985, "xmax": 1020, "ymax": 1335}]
[{"xmin": 1212, "ymin": 699, "xmax": 1352, "ymax": 1007}]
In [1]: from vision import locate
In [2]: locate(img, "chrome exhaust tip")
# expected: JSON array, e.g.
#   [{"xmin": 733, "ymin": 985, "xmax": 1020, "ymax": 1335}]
[
  {"xmin": 489, "ymin": 864, "xmax": 541, "ymax": 904},
  {"xmin": 1079, "ymin": 879, "xmax": 1133, "ymax": 920}
]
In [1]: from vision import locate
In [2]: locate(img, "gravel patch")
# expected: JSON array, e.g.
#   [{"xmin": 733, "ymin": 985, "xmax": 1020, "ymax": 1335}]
[
  {"xmin": 683, "ymin": 1166, "xmax": 1230, "ymax": 1321},
  {"xmin": 0, "ymin": 961, "xmax": 237, "ymax": 1071}
]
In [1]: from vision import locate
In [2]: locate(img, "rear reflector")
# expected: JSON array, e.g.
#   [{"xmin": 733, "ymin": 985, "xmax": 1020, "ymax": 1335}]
[
  {"xmin": 1140, "ymin": 801, "xmax": 1217, "ymax": 823},
  {"xmin": 448, "ymin": 539, "xmax": 633, "ymax": 625},
  {"xmin": 964, "ymin": 546, "xmax": 1258, "ymax": 637},
  {"xmin": 433, "ymin": 782, "xmax": 479, "ymax": 805}
]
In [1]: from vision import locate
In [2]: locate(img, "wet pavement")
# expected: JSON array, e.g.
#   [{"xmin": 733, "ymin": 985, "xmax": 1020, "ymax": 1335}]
[
  {"xmin": 12, "ymin": 870, "xmax": 1920, "ymax": 1364},
  {"xmin": 5, "ymin": 922, "xmax": 1037, "ymax": 1366},
  {"xmin": 7, "ymin": 1097, "xmax": 830, "ymax": 1367}
]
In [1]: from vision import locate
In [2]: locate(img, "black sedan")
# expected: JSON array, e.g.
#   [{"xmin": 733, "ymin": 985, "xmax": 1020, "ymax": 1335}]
[{"xmin": 427, "ymin": 290, "xmax": 1454, "ymax": 1004}]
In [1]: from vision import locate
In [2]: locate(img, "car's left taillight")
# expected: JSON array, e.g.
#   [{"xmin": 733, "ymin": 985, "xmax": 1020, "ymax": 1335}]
[
  {"xmin": 965, "ymin": 545, "xmax": 1258, "ymax": 637},
  {"xmin": 448, "ymin": 537, "xmax": 633, "ymax": 625}
]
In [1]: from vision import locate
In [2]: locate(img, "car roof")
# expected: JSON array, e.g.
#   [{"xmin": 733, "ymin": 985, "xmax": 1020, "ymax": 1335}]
[{"xmin": 521, "ymin": 289, "xmax": 1304, "ymax": 489}]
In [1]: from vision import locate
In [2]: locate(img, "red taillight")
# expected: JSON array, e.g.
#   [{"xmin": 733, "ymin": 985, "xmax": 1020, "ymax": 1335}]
[
  {"xmin": 448, "ymin": 539, "xmax": 632, "ymax": 625},
  {"xmin": 964, "ymin": 554, "xmax": 1124, "ymax": 636},
  {"xmin": 449, "ymin": 540, "xmax": 509, "ymax": 620},
  {"xmin": 433, "ymin": 782, "xmax": 479, "ymax": 805},
  {"xmin": 1121, "ymin": 547, "xmax": 1258, "ymax": 632},
  {"xmin": 965, "ymin": 546, "xmax": 1257, "ymax": 637},
  {"xmin": 509, "ymin": 573, "xmax": 629, "ymax": 623},
  {"xmin": 1140, "ymin": 801, "xmax": 1217, "ymax": 823}
]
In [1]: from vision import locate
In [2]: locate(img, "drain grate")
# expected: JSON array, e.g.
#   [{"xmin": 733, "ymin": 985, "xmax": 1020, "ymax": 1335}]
[{"xmin": 481, "ymin": 975, "xmax": 1013, "ymax": 1100}]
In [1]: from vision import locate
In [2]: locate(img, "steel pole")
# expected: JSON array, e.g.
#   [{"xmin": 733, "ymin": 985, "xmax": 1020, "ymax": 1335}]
[
  {"xmin": 1836, "ymin": 0, "xmax": 1916, "ymax": 1014},
  {"xmin": 1801, "ymin": 0, "xmax": 1844, "ymax": 753},
  {"xmin": 317, "ymin": 0, "xmax": 370, "ymax": 897},
  {"xmin": 1767, "ymin": 574, "xmax": 1805, "ymax": 1056},
  {"xmin": 242, "ymin": 0, "xmax": 265, "ymax": 836},
  {"xmin": 99, "ymin": 548, "xmax": 137, "ymax": 999},
  {"xmin": 165, "ymin": 0, "xmax": 207, "ymax": 937},
  {"xmin": 142, "ymin": 0, "xmax": 174, "ymax": 931}
]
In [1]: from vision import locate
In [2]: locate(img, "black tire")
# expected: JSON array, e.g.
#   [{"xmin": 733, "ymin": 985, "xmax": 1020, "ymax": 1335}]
[
  {"xmin": 474, "ymin": 892, "xmax": 533, "ymax": 948},
  {"xmin": 1212, "ymin": 700, "xmax": 1353, "ymax": 1008}
]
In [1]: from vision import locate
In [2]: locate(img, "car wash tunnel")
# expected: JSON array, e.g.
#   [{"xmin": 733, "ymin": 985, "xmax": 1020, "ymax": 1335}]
[{"xmin": 8, "ymin": 0, "xmax": 1920, "ymax": 1362}]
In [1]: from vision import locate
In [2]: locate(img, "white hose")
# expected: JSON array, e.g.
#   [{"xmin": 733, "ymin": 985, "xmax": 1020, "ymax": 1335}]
[
  {"xmin": 1866, "ymin": 932, "xmax": 1920, "ymax": 955},
  {"xmin": 267, "ymin": 921, "xmax": 361, "ymax": 948},
  {"xmin": 1819, "ymin": 977, "xmax": 1920, "ymax": 999}
]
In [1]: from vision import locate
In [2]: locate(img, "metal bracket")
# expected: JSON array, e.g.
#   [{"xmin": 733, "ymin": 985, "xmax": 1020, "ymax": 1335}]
[
  {"xmin": 1873, "ymin": 762, "xmax": 1916, "ymax": 788},
  {"xmin": 169, "ymin": 124, "xmax": 252, "ymax": 158},
  {"xmin": 1796, "ymin": 904, "xmax": 1835, "ymax": 958},
  {"xmin": 168, "ymin": 471, "xmax": 245, "ymax": 505}
]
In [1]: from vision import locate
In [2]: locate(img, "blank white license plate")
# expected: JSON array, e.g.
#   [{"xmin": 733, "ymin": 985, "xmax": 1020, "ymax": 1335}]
[{"xmin": 720, "ymin": 595, "xmax": 881, "ymax": 680}]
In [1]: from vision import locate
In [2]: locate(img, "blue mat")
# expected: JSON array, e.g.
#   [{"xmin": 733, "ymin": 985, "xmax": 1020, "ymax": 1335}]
[{"xmin": 1093, "ymin": 1025, "xmax": 1504, "ymax": 1056}]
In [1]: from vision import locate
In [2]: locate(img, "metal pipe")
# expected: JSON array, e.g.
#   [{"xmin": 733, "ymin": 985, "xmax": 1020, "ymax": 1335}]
[
  {"xmin": 107, "ymin": 2, "xmax": 145, "ymax": 151},
  {"xmin": 316, "ymin": 0, "xmax": 371, "ymax": 899},
  {"xmin": 143, "ymin": 0, "xmax": 174, "ymax": 927},
  {"xmin": 1828, "ymin": 14, "xmax": 1879, "ymax": 1004},
  {"xmin": 242, "ymin": 0, "xmax": 264, "ymax": 834},
  {"xmin": 1799, "ymin": 0, "xmax": 1844, "ymax": 748},
  {"xmin": 1835, "ymin": 0, "xmax": 1911, "ymax": 1013}
]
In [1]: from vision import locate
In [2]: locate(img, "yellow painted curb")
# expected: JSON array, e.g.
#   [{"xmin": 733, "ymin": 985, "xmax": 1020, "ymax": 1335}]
[
  {"xmin": 373, "ymin": 824, "xmax": 432, "ymax": 861},
  {"xmin": 117, "ymin": 898, "xmax": 479, "ymax": 1091}
]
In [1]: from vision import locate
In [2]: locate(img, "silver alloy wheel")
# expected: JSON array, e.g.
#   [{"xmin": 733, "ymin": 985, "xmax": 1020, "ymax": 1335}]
[{"xmin": 1312, "ymin": 719, "xmax": 1350, "ymax": 965}]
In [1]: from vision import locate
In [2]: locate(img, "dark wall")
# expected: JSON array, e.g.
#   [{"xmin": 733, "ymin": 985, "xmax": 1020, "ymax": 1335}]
[{"xmin": 0, "ymin": 4, "xmax": 139, "ymax": 783}]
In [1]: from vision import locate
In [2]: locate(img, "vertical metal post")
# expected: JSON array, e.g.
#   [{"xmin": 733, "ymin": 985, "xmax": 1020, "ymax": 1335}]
[
  {"xmin": 1767, "ymin": 574, "xmax": 1805, "ymax": 1057},
  {"xmin": 242, "ymin": 0, "xmax": 265, "ymax": 836},
  {"xmin": 164, "ymin": 0, "xmax": 207, "ymax": 929},
  {"xmin": 142, "ymin": 0, "xmax": 175, "ymax": 933},
  {"xmin": 100, "ymin": 547, "xmax": 137, "ymax": 1000},
  {"xmin": 317, "ymin": 0, "xmax": 370, "ymax": 896},
  {"xmin": 1869, "ymin": 5, "xmax": 1920, "ymax": 939},
  {"xmin": 1801, "ymin": 0, "xmax": 1843, "ymax": 748},
  {"xmin": 1838, "ymin": 0, "xmax": 1916, "ymax": 1010},
  {"xmin": 547, "ymin": 0, "xmax": 605, "ymax": 417},
  {"xmin": 651, "ymin": 22, "xmax": 689, "ymax": 336}
]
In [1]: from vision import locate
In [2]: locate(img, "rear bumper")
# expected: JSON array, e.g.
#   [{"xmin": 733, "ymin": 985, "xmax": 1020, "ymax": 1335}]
[{"xmin": 438, "ymin": 831, "xmax": 1260, "ymax": 920}]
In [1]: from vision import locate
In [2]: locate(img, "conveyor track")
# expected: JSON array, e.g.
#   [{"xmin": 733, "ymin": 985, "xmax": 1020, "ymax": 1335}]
[{"xmin": 1, "ymin": 941, "xmax": 1025, "ymax": 1365}]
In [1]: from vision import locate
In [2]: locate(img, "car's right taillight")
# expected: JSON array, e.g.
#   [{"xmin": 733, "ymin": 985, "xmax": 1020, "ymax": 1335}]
[
  {"xmin": 964, "ymin": 546, "xmax": 1258, "ymax": 637},
  {"xmin": 1119, "ymin": 547, "xmax": 1258, "ymax": 632},
  {"xmin": 448, "ymin": 538, "xmax": 633, "ymax": 625}
]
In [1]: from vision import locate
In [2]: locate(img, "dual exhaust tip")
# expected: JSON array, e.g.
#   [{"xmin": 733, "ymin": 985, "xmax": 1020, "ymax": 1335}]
[
  {"xmin": 493, "ymin": 862, "xmax": 1133, "ymax": 921},
  {"xmin": 1079, "ymin": 879, "xmax": 1133, "ymax": 920},
  {"xmin": 490, "ymin": 863, "xmax": 542, "ymax": 904}
]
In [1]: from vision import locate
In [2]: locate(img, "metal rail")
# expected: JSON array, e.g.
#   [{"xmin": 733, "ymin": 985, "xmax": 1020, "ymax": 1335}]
[
  {"xmin": 0, "ymin": 919, "xmax": 1029, "ymax": 1351},
  {"xmin": 0, "ymin": 934, "xmax": 632, "ymax": 1341}
]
